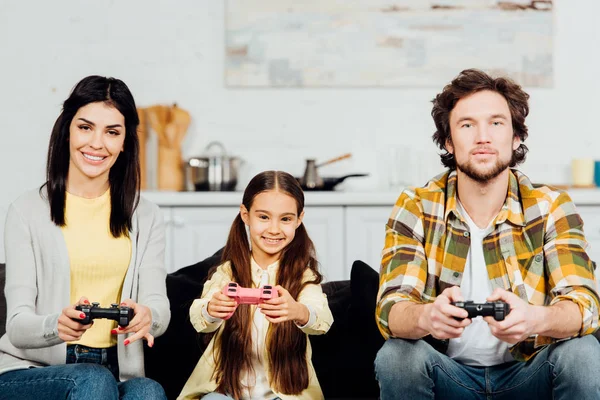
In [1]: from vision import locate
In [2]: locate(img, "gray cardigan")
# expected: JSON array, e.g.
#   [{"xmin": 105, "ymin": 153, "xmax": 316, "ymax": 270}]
[{"xmin": 0, "ymin": 188, "xmax": 171, "ymax": 380}]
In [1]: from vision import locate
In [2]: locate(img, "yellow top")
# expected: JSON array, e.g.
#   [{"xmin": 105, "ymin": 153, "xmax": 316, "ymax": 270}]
[
  {"xmin": 61, "ymin": 189, "xmax": 131, "ymax": 348},
  {"xmin": 178, "ymin": 259, "xmax": 333, "ymax": 400}
]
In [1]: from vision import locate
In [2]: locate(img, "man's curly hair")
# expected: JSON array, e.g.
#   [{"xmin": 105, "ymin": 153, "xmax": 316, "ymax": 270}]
[{"xmin": 431, "ymin": 69, "xmax": 530, "ymax": 170}]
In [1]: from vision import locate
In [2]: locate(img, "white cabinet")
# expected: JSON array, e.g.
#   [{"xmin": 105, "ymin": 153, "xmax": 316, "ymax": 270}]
[
  {"xmin": 165, "ymin": 207, "xmax": 240, "ymax": 273},
  {"xmin": 161, "ymin": 205, "xmax": 346, "ymax": 279},
  {"xmin": 154, "ymin": 196, "xmax": 600, "ymax": 286},
  {"xmin": 345, "ymin": 206, "xmax": 390, "ymax": 274},
  {"xmin": 301, "ymin": 207, "xmax": 345, "ymax": 282}
]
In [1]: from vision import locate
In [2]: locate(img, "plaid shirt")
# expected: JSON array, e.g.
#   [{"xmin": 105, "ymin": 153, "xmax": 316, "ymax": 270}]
[{"xmin": 376, "ymin": 169, "xmax": 600, "ymax": 361}]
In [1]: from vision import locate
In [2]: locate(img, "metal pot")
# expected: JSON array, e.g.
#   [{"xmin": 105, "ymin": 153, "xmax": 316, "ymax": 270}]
[{"xmin": 185, "ymin": 141, "xmax": 242, "ymax": 191}]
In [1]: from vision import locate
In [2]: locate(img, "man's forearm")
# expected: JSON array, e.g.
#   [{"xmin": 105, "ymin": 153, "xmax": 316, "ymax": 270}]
[
  {"xmin": 388, "ymin": 301, "xmax": 431, "ymax": 339},
  {"xmin": 534, "ymin": 300, "xmax": 582, "ymax": 338}
]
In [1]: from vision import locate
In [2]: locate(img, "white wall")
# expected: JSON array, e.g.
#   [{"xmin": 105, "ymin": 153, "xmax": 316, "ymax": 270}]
[{"xmin": 1, "ymin": 0, "xmax": 599, "ymax": 262}]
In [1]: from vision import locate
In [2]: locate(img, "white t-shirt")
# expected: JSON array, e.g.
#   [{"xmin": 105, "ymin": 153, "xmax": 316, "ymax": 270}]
[{"xmin": 446, "ymin": 200, "xmax": 514, "ymax": 367}]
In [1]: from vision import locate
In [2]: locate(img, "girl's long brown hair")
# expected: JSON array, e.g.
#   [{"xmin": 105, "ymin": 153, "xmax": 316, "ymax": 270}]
[{"xmin": 210, "ymin": 170, "xmax": 322, "ymax": 398}]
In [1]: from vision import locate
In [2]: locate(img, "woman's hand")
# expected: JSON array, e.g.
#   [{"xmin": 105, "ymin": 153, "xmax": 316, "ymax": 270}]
[
  {"xmin": 207, "ymin": 289, "xmax": 238, "ymax": 319},
  {"xmin": 57, "ymin": 297, "xmax": 94, "ymax": 342},
  {"xmin": 259, "ymin": 286, "xmax": 309, "ymax": 325},
  {"xmin": 111, "ymin": 299, "xmax": 154, "ymax": 347}
]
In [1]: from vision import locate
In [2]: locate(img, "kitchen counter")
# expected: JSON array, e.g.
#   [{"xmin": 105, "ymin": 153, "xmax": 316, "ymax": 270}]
[{"xmin": 141, "ymin": 188, "xmax": 600, "ymax": 207}]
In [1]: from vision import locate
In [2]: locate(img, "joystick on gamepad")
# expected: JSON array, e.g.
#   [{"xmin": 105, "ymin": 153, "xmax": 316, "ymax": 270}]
[
  {"xmin": 75, "ymin": 302, "xmax": 134, "ymax": 327},
  {"xmin": 451, "ymin": 301, "xmax": 510, "ymax": 321},
  {"xmin": 220, "ymin": 282, "xmax": 279, "ymax": 320}
]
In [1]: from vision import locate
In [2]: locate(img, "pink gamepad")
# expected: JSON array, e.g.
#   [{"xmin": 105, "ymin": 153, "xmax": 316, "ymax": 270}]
[{"xmin": 221, "ymin": 282, "xmax": 279, "ymax": 320}]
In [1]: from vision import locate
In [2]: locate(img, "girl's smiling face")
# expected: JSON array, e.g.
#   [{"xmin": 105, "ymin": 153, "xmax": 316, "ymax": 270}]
[{"xmin": 241, "ymin": 190, "xmax": 304, "ymax": 268}]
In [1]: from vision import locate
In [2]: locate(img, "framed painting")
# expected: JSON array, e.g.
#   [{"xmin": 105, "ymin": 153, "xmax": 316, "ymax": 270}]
[{"xmin": 225, "ymin": 1, "xmax": 553, "ymax": 87}]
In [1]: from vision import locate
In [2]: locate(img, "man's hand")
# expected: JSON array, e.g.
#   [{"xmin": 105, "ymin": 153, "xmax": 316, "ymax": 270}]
[
  {"xmin": 111, "ymin": 299, "xmax": 154, "ymax": 347},
  {"xmin": 57, "ymin": 296, "xmax": 94, "ymax": 342},
  {"xmin": 418, "ymin": 286, "xmax": 472, "ymax": 339},
  {"xmin": 484, "ymin": 288, "xmax": 539, "ymax": 344},
  {"xmin": 259, "ymin": 285, "xmax": 309, "ymax": 325}
]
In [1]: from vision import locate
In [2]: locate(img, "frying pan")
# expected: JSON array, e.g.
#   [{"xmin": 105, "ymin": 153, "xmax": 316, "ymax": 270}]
[{"xmin": 296, "ymin": 173, "xmax": 369, "ymax": 191}]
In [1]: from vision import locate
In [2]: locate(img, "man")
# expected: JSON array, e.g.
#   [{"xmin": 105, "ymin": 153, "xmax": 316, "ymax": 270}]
[{"xmin": 374, "ymin": 69, "xmax": 600, "ymax": 400}]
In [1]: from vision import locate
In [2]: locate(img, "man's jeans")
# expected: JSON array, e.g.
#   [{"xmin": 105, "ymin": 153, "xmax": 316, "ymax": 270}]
[
  {"xmin": 0, "ymin": 344, "xmax": 166, "ymax": 400},
  {"xmin": 375, "ymin": 334, "xmax": 600, "ymax": 400}
]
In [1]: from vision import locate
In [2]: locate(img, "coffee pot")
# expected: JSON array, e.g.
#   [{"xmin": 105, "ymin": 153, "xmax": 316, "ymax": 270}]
[{"xmin": 300, "ymin": 159, "xmax": 324, "ymax": 189}]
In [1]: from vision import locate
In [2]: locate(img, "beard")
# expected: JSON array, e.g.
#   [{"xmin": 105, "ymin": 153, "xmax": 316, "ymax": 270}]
[{"xmin": 456, "ymin": 154, "xmax": 513, "ymax": 183}]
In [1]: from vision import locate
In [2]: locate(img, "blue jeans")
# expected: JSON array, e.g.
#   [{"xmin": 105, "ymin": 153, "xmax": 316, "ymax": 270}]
[
  {"xmin": 66, "ymin": 344, "xmax": 120, "ymax": 379},
  {"xmin": 0, "ymin": 345, "xmax": 166, "ymax": 400},
  {"xmin": 375, "ymin": 335, "xmax": 600, "ymax": 400}
]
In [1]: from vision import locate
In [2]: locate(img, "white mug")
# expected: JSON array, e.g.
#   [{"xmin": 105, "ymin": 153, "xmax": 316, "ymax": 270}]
[{"xmin": 571, "ymin": 158, "xmax": 595, "ymax": 186}]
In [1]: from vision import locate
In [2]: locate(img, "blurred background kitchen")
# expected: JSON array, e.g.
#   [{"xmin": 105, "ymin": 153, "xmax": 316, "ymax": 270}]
[{"xmin": 1, "ymin": 0, "xmax": 599, "ymax": 279}]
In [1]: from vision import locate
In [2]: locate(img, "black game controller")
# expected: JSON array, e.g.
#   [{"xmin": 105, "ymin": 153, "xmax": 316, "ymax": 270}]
[
  {"xmin": 75, "ymin": 302, "xmax": 134, "ymax": 327},
  {"xmin": 451, "ymin": 301, "xmax": 510, "ymax": 321}
]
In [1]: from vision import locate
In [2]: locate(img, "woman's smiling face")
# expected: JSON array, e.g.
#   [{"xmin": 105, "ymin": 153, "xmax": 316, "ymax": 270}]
[{"xmin": 68, "ymin": 101, "xmax": 126, "ymax": 184}]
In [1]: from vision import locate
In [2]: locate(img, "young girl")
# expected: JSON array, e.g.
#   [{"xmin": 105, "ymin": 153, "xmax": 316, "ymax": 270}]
[
  {"xmin": 178, "ymin": 171, "xmax": 333, "ymax": 400},
  {"xmin": 0, "ymin": 76, "xmax": 169, "ymax": 399}
]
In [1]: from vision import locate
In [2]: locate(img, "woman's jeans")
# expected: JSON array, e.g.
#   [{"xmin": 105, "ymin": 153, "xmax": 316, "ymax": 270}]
[
  {"xmin": 0, "ymin": 344, "xmax": 166, "ymax": 400},
  {"xmin": 375, "ymin": 334, "xmax": 600, "ymax": 400}
]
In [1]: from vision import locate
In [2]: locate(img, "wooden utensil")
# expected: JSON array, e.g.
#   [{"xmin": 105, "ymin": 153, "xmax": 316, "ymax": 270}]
[
  {"xmin": 316, "ymin": 153, "xmax": 352, "ymax": 168},
  {"xmin": 162, "ymin": 104, "xmax": 191, "ymax": 191},
  {"xmin": 147, "ymin": 104, "xmax": 191, "ymax": 191},
  {"xmin": 146, "ymin": 105, "xmax": 169, "ymax": 145}
]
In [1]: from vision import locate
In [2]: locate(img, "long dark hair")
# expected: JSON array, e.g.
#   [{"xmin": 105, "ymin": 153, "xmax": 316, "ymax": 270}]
[
  {"xmin": 212, "ymin": 170, "xmax": 322, "ymax": 398},
  {"xmin": 431, "ymin": 68, "xmax": 530, "ymax": 170},
  {"xmin": 43, "ymin": 75, "xmax": 140, "ymax": 238}
]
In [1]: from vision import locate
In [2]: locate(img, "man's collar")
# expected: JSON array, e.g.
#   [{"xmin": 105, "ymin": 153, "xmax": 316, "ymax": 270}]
[
  {"xmin": 496, "ymin": 170, "xmax": 525, "ymax": 226},
  {"xmin": 444, "ymin": 169, "xmax": 525, "ymax": 227}
]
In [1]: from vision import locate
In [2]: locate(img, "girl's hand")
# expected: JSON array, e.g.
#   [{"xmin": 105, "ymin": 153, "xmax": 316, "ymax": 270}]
[
  {"xmin": 57, "ymin": 296, "xmax": 94, "ymax": 342},
  {"xmin": 207, "ymin": 290, "xmax": 238, "ymax": 319},
  {"xmin": 110, "ymin": 299, "xmax": 154, "ymax": 347},
  {"xmin": 259, "ymin": 286, "xmax": 309, "ymax": 325}
]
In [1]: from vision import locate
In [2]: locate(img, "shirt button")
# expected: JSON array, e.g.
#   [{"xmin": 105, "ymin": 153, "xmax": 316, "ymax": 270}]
[
  {"xmin": 463, "ymin": 232, "xmax": 470, "ymax": 238},
  {"xmin": 453, "ymin": 272, "xmax": 460, "ymax": 278},
  {"xmin": 535, "ymin": 254, "xmax": 543, "ymax": 262}
]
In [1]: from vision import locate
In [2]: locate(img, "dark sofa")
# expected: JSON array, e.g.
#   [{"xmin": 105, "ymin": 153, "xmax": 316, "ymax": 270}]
[
  {"xmin": 0, "ymin": 259, "xmax": 384, "ymax": 399},
  {"xmin": 143, "ymin": 253, "xmax": 384, "ymax": 399}
]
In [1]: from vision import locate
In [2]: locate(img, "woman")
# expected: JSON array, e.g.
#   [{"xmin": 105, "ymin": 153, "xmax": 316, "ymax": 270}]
[{"xmin": 0, "ymin": 76, "xmax": 170, "ymax": 399}]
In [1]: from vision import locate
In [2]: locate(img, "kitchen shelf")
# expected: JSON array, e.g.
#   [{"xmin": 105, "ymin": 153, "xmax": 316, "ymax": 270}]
[{"xmin": 141, "ymin": 187, "xmax": 600, "ymax": 207}]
